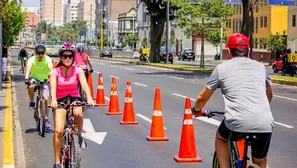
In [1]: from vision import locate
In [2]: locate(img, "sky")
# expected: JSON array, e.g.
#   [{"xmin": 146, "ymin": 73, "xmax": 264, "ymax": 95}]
[{"xmin": 22, "ymin": 0, "xmax": 40, "ymax": 7}]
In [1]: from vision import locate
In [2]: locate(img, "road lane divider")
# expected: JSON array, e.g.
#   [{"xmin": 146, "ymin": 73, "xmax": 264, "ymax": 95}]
[
  {"xmin": 274, "ymin": 95, "xmax": 297, "ymax": 102},
  {"xmin": 109, "ymin": 75, "xmax": 119, "ymax": 79},
  {"xmin": 146, "ymin": 88, "xmax": 169, "ymax": 141},
  {"xmin": 274, "ymin": 122, "xmax": 294, "ymax": 128},
  {"xmin": 133, "ymin": 82, "xmax": 148, "ymax": 87},
  {"xmin": 120, "ymin": 81, "xmax": 138, "ymax": 125},
  {"xmin": 95, "ymin": 73, "xmax": 107, "ymax": 106},
  {"xmin": 174, "ymin": 97, "xmax": 202, "ymax": 162},
  {"xmin": 105, "ymin": 96, "xmax": 110, "ymax": 101},
  {"xmin": 172, "ymin": 93, "xmax": 195, "ymax": 101},
  {"xmin": 170, "ymin": 76, "xmax": 184, "ymax": 80},
  {"xmin": 124, "ymin": 67, "xmax": 133, "ymax": 71},
  {"xmin": 106, "ymin": 77, "xmax": 122, "ymax": 115},
  {"xmin": 110, "ymin": 65, "xmax": 118, "ymax": 68},
  {"xmin": 143, "ymin": 71, "xmax": 151, "ymax": 73},
  {"xmin": 136, "ymin": 114, "xmax": 167, "ymax": 130}
]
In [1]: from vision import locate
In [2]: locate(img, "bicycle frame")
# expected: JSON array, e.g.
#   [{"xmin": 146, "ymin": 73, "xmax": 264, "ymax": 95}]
[{"xmin": 230, "ymin": 139, "xmax": 249, "ymax": 168}]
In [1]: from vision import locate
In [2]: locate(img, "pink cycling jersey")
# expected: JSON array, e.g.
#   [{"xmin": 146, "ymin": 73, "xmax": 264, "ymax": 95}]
[
  {"xmin": 49, "ymin": 66, "xmax": 84, "ymax": 100},
  {"xmin": 74, "ymin": 53, "xmax": 89, "ymax": 68}
]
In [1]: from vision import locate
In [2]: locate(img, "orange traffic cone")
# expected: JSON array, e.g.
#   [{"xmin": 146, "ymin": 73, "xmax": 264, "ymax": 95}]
[
  {"xmin": 106, "ymin": 77, "xmax": 122, "ymax": 115},
  {"xmin": 95, "ymin": 73, "xmax": 107, "ymax": 106},
  {"xmin": 146, "ymin": 88, "xmax": 169, "ymax": 141},
  {"xmin": 174, "ymin": 97, "xmax": 202, "ymax": 162},
  {"xmin": 87, "ymin": 72, "xmax": 95, "ymax": 99},
  {"xmin": 120, "ymin": 81, "xmax": 138, "ymax": 125}
]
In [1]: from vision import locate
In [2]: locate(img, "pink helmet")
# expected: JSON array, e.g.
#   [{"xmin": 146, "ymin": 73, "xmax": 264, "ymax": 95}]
[{"xmin": 59, "ymin": 42, "xmax": 76, "ymax": 56}]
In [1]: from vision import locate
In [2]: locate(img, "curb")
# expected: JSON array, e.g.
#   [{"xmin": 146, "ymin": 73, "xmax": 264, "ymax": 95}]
[{"xmin": 92, "ymin": 57, "xmax": 297, "ymax": 86}]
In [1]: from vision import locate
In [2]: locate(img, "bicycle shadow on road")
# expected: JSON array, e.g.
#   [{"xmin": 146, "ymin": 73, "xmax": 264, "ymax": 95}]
[
  {"xmin": 25, "ymin": 128, "xmax": 54, "ymax": 134},
  {"xmin": 0, "ymin": 105, "xmax": 7, "ymax": 111},
  {"xmin": 135, "ymin": 71, "xmax": 210, "ymax": 80}
]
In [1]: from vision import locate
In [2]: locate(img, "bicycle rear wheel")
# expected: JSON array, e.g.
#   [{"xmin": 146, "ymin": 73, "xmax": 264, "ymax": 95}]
[{"xmin": 70, "ymin": 133, "xmax": 81, "ymax": 168}]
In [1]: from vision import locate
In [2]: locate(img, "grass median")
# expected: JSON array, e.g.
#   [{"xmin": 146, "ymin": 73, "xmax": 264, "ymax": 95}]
[{"xmin": 270, "ymin": 75, "xmax": 297, "ymax": 86}]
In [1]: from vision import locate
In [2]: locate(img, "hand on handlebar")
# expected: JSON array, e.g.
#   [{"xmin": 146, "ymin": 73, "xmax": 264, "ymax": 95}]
[
  {"xmin": 191, "ymin": 107, "xmax": 207, "ymax": 117},
  {"xmin": 87, "ymin": 98, "xmax": 96, "ymax": 106},
  {"xmin": 51, "ymin": 100, "xmax": 58, "ymax": 108},
  {"xmin": 24, "ymin": 79, "xmax": 30, "ymax": 85},
  {"xmin": 89, "ymin": 69, "xmax": 93, "ymax": 73}
]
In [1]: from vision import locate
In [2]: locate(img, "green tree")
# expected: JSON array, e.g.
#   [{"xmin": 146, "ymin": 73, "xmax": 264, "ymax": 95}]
[
  {"xmin": 58, "ymin": 23, "xmax": 77, "ymax": 43},
  {"xmin": 71, "ymin": 20, "xmax": 87, "ymax": 40},
  {"xmin": 0, "ymin": 1, "xmax": 26, "ymax": 46},
  {"xmin": 205, "ymin": 30, "xmax": 227, "ymax": 54},
  {"xmin": 176, "ymin": 0, "xmax": 233, "ymax": 68},
  {"xmin": 35, "ymin": 21, "xmax": 57, "ymax": 41},
  {"xmin": 124, "ymin": 34, "xmax": 139, "ymax": 47},
  {"xmin": 142, "ymin": 0, "xmax": 179, "ymax": 63},
  {"xmin": 141, "ymin": 38, "xmax": 148, "ymax": 48},
  {"xmin": 262, "ymin": 33, "xmax": 287, "ymax": 60}
]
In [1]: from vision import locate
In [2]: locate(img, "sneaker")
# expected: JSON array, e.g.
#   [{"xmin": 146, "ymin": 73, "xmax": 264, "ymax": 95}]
[
  {"xmin": 28, "ymin": 102, "xmax": 35, "ymax": 111},
  {"xmin": 45, "ymin": 119, "xmax": 51, "ymax": 129},
  {"xmin": 79, "ymin": 135, "xmax": 88, "ymax": 150},
  {"xmin": 53, "ymin": 164, "xmax": 61, "ymax": 168}
]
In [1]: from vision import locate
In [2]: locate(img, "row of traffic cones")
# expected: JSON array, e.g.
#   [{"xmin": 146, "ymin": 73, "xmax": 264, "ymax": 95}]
[{"xmin": 87, "ymin": 72, "xmax": 202, "ymax": 163}]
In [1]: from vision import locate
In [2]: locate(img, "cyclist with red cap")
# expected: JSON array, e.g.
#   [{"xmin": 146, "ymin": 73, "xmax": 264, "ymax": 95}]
[{"xmin": 191, "ymin": 33, "xmax": 274, "ymax": 168}]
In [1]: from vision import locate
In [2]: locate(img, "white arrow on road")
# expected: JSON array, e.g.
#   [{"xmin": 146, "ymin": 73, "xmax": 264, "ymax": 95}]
[{"xmin": 82, "ymin": 119, "xmax": 107, "ymax": 145}]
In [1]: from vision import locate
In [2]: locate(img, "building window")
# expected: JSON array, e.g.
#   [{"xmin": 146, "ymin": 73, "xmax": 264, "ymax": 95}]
[
  {"xmin": 260, "ymin": 17, "xmax": 263, "ymax": 27},
  {"xmin": 292, "ymin": 15, "xmax": 296, "ymax": 27},
  {"xmin": 264, "ymin": 16, "xmax": 267, "ymax": 27},
  {"xmin": 255, "ymin": 0, "xmax": 259, "ymax": 12},
  {"xmin": 255, "ymin": 17, "xmax": 258, "ymax": 33},
  {"xmin": 239, "ymin": 5, "xmax": 241, "ymax": 14},
  {"xmin": 254, "ymin": 38, "xmax": 258, "ymax": 48},
  {"xmin": 226, "ymin": 20, "xmax": 229, "ymax": 28},
  {"xmin": 229, "ymin": 19, "xmax": 231, "ymax": 28},
  {"xmin": 239, "ymin": 19, "xmax": 242, "ymax": 31},
  {"xmin": 235, "ymin": 18, "xmax": 238, "ymax": 32}
]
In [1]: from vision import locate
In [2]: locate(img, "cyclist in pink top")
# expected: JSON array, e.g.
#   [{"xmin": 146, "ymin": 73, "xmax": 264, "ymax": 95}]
[
  {"xmin": 49, "ymin": 42, "xmax": 95, "ymax": 168},
  {"xmin": 74, "ymin": 45, "xmax": 93, "ymax": 80}
]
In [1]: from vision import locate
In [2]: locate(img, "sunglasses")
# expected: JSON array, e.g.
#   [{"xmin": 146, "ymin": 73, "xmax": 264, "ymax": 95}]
[
  {"xmin": 61, "ymin": 54, "xmax": 74, "ymax": 59},
  {"xmin": 36, "ymin": 51, "xmax": 45, "ymax": 55}
]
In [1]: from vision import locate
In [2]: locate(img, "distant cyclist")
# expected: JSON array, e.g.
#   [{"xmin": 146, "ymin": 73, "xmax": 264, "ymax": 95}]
[
  {"xmin": 191, "ymin": 33, "xmax": 274, "ymax": 168},
  {"xmin": 74, "ymin": 45, "xmax": 93, "ymax": 80},
  {"xmin": 18, "ymin": 48, "xmax": 29, "ymax": 71},
  {"xmin": 49, "ymin": 42, "xmax": 95, "ymax": 168},
  {"xmin": 25, "ymin": 44, "xmax": 53, "ymax": 129}
]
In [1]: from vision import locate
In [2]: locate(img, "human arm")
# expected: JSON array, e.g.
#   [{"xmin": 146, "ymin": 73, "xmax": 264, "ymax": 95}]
[
  {"xmin": 78, "ymin": 68, "xmax": 95, "ymax": 105},
  {"xmin": 265, "ymin": 69, "xmax": 273, "ymax": 103},
  {"xmin": 86, "ymin": 55, "xmax": 93, "ymax": 72},
  {"xmin": 193, "ymin": 68, "xmax": 219, "ymax": 112},
  {"xmin": 49, "ymin": 72, "xmax": 58, "ymax": 107},
  {"xmin": 25, "ymin": 58, "xmax": 32, "ymax": 80},
  {"xmin": 47, "ymin": 57, "xmax": 54, "ymax": 71}
]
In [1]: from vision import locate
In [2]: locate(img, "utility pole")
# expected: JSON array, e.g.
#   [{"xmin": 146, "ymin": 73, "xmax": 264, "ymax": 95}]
[
  {"xmin": 166, "ymin": 0, "xmax": 170, "ymax": 64},
  {"xmin": 220, "ymin": 26, "xmax": 223, "ymax": 60},
  {"xmin": 100, "ymin": 8, "xmax": 104, "ymax": 51},
  {"xmin": 0, "ymin": 17, "xmax": 2, "ymax": 91}
]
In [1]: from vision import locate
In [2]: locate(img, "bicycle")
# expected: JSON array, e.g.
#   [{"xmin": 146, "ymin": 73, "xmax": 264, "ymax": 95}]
[
  {"xmin": 48, "ymin": 99, "xmax": 97, "ymax": 168},
  {"xmin": 20, "ymin": 57, "xmax": 27, "ymax": 74},
  {"xmin": 195, "ymin": 110, "xmax": 261, "ymax": 168},
  {"xmin": 27, "ymin": 79, "xmax": 48, "ymax": 137}
]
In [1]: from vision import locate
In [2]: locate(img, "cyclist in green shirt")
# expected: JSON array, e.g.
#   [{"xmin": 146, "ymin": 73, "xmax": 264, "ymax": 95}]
[{"xmin": 25, "ymin": 44, "xmax": 53, "ymax": 129}]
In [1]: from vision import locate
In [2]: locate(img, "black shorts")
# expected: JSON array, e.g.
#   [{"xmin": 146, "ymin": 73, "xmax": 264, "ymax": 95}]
[
  {"xmin": 218, "ymin": 120, "xmax": 272, "ymax": 159},
  {"xmin": 57, "ymin": 96, "xmax": 82, "ymax": 104}
]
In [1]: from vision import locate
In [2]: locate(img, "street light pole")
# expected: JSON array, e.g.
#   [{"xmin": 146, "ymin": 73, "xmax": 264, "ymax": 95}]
[
  {"xmin": 220, "ymin": 26, "xmax": 223, "ymax": 60},
  {"xmin": 166, "ymin": 0, "xmax": 170, "ymax": 64}
]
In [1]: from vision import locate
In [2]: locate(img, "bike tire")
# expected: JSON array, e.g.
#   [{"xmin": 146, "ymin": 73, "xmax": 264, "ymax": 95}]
[
  {"xmin": 61, "ymin": 132, "xmax": 70, "ymax": 168},
  {"xmin": 212, "ymin": 151, "xmax": 220, "ymax": 168},
  {"xmin": 70, "ymin": 134, "xmax": 81, "ymax": 168},
  {"xmin": 39, "ymin": 99, "xmax": 46, "ymax": 137}
]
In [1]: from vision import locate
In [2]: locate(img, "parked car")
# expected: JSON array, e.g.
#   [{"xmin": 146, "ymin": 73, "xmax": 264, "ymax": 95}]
[
  {"xmin": 178, "ymin": 49, "xmax": 195, "ymax": 61},
  {"xmin": 159, "ymin": 47, "xmax": 173, "ymax": 63},
  {"xmin": 100, "ymin": 48, "xmax": 113, "ymax": 58}
]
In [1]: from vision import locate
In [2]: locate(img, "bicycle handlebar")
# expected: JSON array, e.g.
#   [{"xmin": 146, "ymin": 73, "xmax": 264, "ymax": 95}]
[{"xmin": 47, "ymin": 101, "xmax": 98, "ymax": 109}]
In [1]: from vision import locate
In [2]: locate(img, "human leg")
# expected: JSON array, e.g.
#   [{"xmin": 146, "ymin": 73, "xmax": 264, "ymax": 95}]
[
  {"xmin": 28, "ymin": 79, "xmax": 36, "ymax": 110},
  {"xmin": 251, "ymin": 133, "xmax": 272, "ymax": 168}
]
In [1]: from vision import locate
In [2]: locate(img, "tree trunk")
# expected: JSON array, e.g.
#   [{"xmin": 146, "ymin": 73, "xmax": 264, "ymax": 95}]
[
  {"xmin": 241, "ymin": 0, "xmax": 254, "ymax": 59},
  {"xmin": 149, "ymin": 16, "xmax": 165, "ymax": 63},
  {"xmin": 200, "ymin": 18, "xmax": 205, "ymax": 68}
]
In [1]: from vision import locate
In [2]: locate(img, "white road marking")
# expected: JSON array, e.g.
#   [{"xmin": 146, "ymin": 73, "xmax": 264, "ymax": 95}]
[
  {"xmin": 124, "ymin": 67, "xmax": 133, "ymax": 70},
  {"xmin": 143, "ymin": 71, "xmax": 150, "ymax": 73},
  {"xmin": 97, "ymin": 63, "xmax": 105, "ymax": 65},
  {"xmin": 105, "ymin": 96, "xmax": 110, "ymax": 101},
  {"xmin": 133, "ymin": 82, "xmax": 148, "ymax": 87},
  {"xmin": 274, "ymin": 122, "xmax": 294, "ymax": 128},
  {"xmin": 136, "ymin": 114, "xmax": 167, "ymax": 129},
  {"xmin": 94, "ymin": 70, "xmax": 100, "ymax": 73},
  {"xmin": 109, "ymin": 75, "xmax": 119, "ymax": 79},
  {"xmin": 170, "ymin": 76, "xmax": 184, "ymax": 80},
  {"xmin": 172, "ymin": 93, "xmax": 195, "ymax": 101},
  {"xmin": 173, "ymin": 93, "xmax": 294, "ymax": 129},
  {"xmin": 274, "ymin": 95, "xmax": 297, "ymax": 102},
  {"xmin": 110, "ymin": 65, "xmax": 118, "ymax": 67}
]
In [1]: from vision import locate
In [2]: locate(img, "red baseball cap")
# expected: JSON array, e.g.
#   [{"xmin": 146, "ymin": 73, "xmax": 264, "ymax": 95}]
[{"xmin": 226, "ymin": 33, "xmax": 250, "ymax": 49}]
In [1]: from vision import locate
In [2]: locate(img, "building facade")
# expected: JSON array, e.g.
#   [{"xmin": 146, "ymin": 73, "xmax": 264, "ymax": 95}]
[
  {"xmin": 64, "ymin": 0, "xmax": 80, "ymax": 23},
  {"xmin": 77, "ymin": 0, "xmax": 96, "ymax": 41},
  {"xmin": 21, "ymin": 7, "xmax": 39, "ymax": 15},
  {"xmin": 18, "ymin": 12, "xmax": 40, "ymax": 45},
  {"xmin": 287, "ymin": 6, "xmax": 297, "ymax": 52},
  {"xmin": 40, "ymin": 0, "xmax": 64, "ymax": 26},
  {"xmin": 118, "ymin": 8, "xmax": 137, "ymax": 45}
]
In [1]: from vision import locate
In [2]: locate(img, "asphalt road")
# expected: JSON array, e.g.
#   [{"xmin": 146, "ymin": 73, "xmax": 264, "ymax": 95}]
[{"xmin": 10, "ymin": 49, "xmax": 297, "ymax": 168}]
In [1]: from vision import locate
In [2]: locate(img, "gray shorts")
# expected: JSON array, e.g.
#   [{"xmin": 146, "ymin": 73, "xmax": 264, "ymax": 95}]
[{"xmin": 29, "ymin": 78, "xmax": 50, "ymax": 97}]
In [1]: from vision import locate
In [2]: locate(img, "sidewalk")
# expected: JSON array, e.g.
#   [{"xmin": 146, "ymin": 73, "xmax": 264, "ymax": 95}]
[{"xmin": 0, "ymin": 81, "xmax": 9, "ymax": 168}]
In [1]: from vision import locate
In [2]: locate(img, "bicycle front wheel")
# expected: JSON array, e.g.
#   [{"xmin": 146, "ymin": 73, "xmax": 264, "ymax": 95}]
[
  {"xmin": 212, "ymin": 151, "xmax": 220, "ymax": 168},
  {"xmin": 70, "ymin": 133, "xmax": 81, "ymax": 168},
  {"xmin": 38, "ymin": 99, "xmax": 46, "ymax": 137}
]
